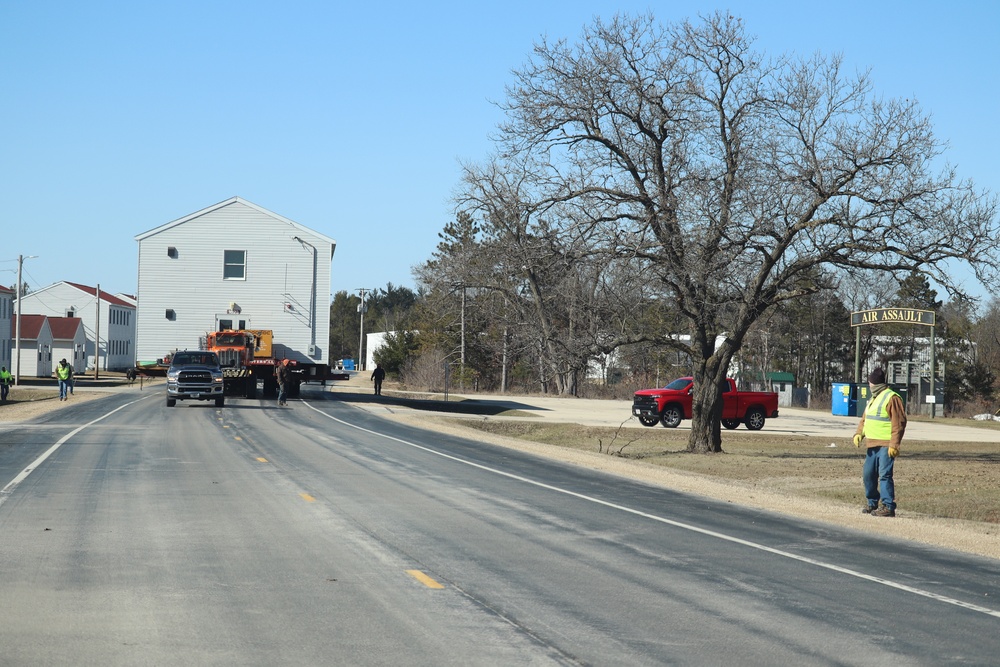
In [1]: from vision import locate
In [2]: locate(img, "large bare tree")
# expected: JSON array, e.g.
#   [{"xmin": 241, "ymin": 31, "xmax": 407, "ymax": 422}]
[{"xmin": 479, "ymin": 12, "xmax": 999, "ymax": 452}]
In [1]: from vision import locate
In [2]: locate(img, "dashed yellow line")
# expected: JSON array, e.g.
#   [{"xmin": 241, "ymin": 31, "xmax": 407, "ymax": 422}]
[
  {"xmin": 406, "ymin": 570, "xmax": 444, "ymax": 589},
  {"xmin": 256, "ymin": 457, "xmax": 268, "ymax": 463},
  {"xmin": 300, "ymin": 493, "xmax": 316, "ymax": 503},
  {"xmin": 234, "ymin": 436, "xmax": 243, "ymax": 441}
]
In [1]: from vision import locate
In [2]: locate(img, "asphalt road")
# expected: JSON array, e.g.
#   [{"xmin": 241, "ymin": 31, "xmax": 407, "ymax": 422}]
[{"xmin": 1, "ymin": 389, "xmax": 998, "ymax": 665}]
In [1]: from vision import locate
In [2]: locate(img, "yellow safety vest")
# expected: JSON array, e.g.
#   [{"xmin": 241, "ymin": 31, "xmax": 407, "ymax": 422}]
[
  {"xmin": 0, "ymin": 370, "xmax": 11, "ymax": 384},
  {"xmin": 56, "ymin": 365, "xmax": 72, "ymax": 380},
  {"xmin": 863, "ymin": 388, "xmax": 899, "ymax": 441}
]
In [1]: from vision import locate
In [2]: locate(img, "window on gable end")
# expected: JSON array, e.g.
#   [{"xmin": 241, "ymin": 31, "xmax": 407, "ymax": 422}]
[{"xmin": 224, "ymin": 250, "xmax": 246, "ymax": 280}]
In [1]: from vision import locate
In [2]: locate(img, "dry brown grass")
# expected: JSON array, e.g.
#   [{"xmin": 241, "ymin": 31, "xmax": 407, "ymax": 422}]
[{"xmin": 452, "ymin": 420, "xmax": 1000, "ymax": 524}]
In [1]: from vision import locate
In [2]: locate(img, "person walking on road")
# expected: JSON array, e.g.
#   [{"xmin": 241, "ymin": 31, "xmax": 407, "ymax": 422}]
[
  {"xmin": 0, "ymin": 366, "xmax": 12, "ymax": 402},
  {"xmin": 276, "ymin": 359, "xmax": 291, "ymax": 406},
  {"xmin": 853, "ymin": 367, "xmax": 907, "ymax": 517},
  {"xmin": 371, "ymin": 364, "xmax": 385, "ymax": 396},
  {"xmin": 56, "ymin": 358, "xmax": 73, "ymax": 401}
]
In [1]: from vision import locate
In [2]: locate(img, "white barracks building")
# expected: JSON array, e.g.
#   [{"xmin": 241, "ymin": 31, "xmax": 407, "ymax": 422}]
[{"xmin": 134, "ymin": 197, "xmax": 336, "ymax": 366}]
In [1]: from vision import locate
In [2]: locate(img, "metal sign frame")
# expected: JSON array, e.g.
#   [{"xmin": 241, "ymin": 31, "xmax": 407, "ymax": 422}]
[{"xmin": 850, "ymin": 307, "xmax": 938, "ymax": 417}]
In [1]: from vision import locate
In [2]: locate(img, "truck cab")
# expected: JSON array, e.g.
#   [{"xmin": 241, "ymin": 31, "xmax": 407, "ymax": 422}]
[{"xmin": 166, "ymin": 350, "xmax": 225, "ymax": 407}]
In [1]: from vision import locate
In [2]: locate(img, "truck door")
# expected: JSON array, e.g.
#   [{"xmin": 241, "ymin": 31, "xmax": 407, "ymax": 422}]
[{"xmin": 720, "ymin": 379, "xmax": 739, "ymax": 419}]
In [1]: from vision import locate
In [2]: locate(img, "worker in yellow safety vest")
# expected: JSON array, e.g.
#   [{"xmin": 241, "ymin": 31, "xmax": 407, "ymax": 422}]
[
  {"xmin": 0, "ymin": 365, "xmax": 12, "ymax": 402},
  {"xmin": 56, "ymin": 358, "xmax": 74, "ymax": 402},
  {"xmin": 852, "ymin": 367, "xmax": 907, "ymax": 517}
]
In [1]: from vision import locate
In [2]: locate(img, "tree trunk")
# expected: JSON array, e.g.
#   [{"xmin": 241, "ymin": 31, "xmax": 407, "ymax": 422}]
[
  {"xmin": 686, "ymin": 347, "xmax": 732, "ymax": 454},
  {"xmin": 687, "ymin": 375, "xmax": 724, "ymax": 453}
]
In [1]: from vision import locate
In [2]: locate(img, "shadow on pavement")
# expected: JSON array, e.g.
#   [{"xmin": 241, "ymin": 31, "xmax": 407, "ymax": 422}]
[{"xmin": 323, "ymin": 390, "xmax": 548, "ymax": 417}]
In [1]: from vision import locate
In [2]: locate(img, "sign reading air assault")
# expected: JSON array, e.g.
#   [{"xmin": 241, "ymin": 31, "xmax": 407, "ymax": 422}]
[
  {"xmin": 850, "ymin": 308, "xmax": 936, "ymax": 327},
  {"xmin": 850, "ymin": 306, "xmax": 940, "ymax": 417}
]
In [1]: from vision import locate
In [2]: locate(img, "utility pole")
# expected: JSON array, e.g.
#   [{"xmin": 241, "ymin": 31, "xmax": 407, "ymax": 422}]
[
  {"xmin": 95, "ymin": 283, "xmax": 101, "ymax": 380},
  {"xmin": 13, "ymin": 254, "xmax": 37, "ymax": 386},
  {"xmin": 356, "ymin": 288, "xmax": 372, "ymax": 372},
  {"xmin": 460, "ymin": 284, "xmax": 466, "ymax": 391}
]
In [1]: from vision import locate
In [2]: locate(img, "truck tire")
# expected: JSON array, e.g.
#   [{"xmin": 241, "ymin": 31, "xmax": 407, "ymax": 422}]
[
  {"xmin": 721, "ymin": 418, "xmax": 741, "ymax": 430},
  {"xmin": 166, "ymin": 397, "xmax": 176, "ymax": 408},
  {"xmin": 660, "ymin": 405, "xmax": 682, "ymax": 428},
  {"xmin": 215, "ymin": 396, "xmax": 225, "ymax": 408},
  {"xmin": 638, "ymin": 415, "xmax": 660, "ymax": 427},
  {"xmin": 244, "ymin": 379, "xmax": 257, "ymax": 399},
  {"xmin": 744, "ymin": 407, "xmax": 766, "ymax": 431}
]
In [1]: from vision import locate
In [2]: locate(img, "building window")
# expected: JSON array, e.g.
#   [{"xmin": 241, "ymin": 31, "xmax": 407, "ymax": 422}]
[{"xmin": 223, "ymin": 250, "xmax": 246, "ymax": 280}]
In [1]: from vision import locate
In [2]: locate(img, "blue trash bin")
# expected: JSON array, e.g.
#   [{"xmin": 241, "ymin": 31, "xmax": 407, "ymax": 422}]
[{"xmin": 832, "ymin": 383, "xmax": 857, "ymax": 416}]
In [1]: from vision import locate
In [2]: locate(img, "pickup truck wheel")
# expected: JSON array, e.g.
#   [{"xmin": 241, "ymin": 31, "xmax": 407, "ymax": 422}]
[
  {"xmin": 166, "ymin": 398, "xmax": 176, "ymax": 408},
  {"xmin": 660, "ymin": 405, "xmax": 682, "ymax": 428},
  {"xmin": 215, "ymin": 396, "xmax": 225, "ymax": 408},
  {"xmin": 744, "ymin": 407, "xmax": 766, "ymax": 431},
  {"xmin": 637, "ymin": 415, "xmax": 659, "ymax": 427},
  {"xmin": 721, "ymin": 419, "xmax": 740, "ymax": 430}
]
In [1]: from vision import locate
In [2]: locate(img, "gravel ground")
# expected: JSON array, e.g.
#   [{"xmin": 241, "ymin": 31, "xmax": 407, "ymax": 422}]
[{"xmin": 2, "ymin": 382, "xmax": 997, "ymax": 560}]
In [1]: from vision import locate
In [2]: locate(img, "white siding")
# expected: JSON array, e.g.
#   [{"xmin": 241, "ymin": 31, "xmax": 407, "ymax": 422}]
[
  {"xmin": 136, "ymin": 198, "xmax": 334, "ymax": 365},
  {"xmin": 16, "ymin": 283, "xmax": 136, "ymax": 371},
  {"xmin": 51, "ymin": 324, "xmax": 88, "ymax": 376},
  {"xmin": 0, "ymin": 290, "xmax": 12, "ymax": 372},
  {"xmin": 17, "ymin": 321, "xmax": 53, "ymax": 378}
]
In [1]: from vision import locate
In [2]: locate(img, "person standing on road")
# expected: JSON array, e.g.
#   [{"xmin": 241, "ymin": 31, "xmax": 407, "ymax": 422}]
[
  {"xmin": 56, "ymin": 358, "xmax": 73, "ymax": 401},
  {"xmin": 853, "ymin": 367, "xmax": 907, "ymax": 517},
  {"xmin": 276, "ymin": 359, "xmax": 291, "ymax": 406},
  {"xmin": 0, "ymin": 366, "xmax": 12, "ymax": 402},
  {"xmin": 371, "ymin": 364, "xmax": 385, "ymax": 396}
]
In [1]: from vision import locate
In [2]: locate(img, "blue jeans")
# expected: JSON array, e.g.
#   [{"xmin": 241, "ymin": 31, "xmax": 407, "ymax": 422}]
[
  {"xmin": 58, "ymin": 379, "xmax": 71, "ymax": 399},
  {"xmin": 863, "ymin": 446, "xmax": 895, "ymax": 510}
]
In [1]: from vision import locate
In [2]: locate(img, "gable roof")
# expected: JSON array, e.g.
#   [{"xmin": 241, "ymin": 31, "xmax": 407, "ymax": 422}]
[
  {"xmin": 12, "ymin": 314, "xmax": 48, "ymax": 339},
  {"xmin": 134, "ymin": 197, "xmax": 337, "ymax": 258},
  {"xmin": 64, "ymin": 282, "xmax": 135, "ymax": 308},
  {"xmin": 0, "ymin": 285, "xmax": 13, "ymax": 296},
  {"xmin": 48, "ymin": 316, "xmax": 84, "ymax": 341}
]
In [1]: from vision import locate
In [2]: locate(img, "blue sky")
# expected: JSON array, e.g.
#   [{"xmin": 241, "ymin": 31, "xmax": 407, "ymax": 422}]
[{"xmin": 2, "ymin": 1, "xmax": 997, "ymax": 305}]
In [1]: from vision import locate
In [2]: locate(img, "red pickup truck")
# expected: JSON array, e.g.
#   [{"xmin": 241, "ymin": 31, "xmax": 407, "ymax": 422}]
[{"xmin": 632, "ymin": 377, "xmax": 779, "ymax": 430}]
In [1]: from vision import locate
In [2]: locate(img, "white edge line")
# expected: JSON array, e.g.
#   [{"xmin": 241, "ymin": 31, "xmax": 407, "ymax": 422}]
[
  {"xmin": 0, "ymin": 398, "xmax": 146, "ymax": 505},
  {"xmin": 302, "ymin": 399, "xmax": 1000, "ymax": 619}
]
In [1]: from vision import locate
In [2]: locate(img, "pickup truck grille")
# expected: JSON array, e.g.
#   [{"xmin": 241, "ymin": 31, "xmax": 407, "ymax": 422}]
[
  {"xmin": 178, "ymin": 371, "xmax": 213, "ymax": 384},
  {"xmin": 633, "ymin": 396, "xmax": 658, "ymax": 411}
]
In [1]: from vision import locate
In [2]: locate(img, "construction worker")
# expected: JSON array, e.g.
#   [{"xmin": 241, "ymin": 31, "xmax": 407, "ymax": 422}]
[
  {"xmin": 0, "ymin": 366, "xmax": 12, "ymax": 402},
  {"xmin": 56, "ymin": 358, "xmax": 73, "ymax": 401},
  {"xmin": 853, "ymin": 367, "xmax": 907, "ymax": 517}
]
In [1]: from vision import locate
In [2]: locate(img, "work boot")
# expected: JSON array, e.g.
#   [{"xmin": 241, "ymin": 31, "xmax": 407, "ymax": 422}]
[
  {"xmin": 861, "ymin": 504, "xmax": 879, "ymax": 514},
  {"xmin": 871, "ymin": 505, "xmax": 896, "ymax": 517}
]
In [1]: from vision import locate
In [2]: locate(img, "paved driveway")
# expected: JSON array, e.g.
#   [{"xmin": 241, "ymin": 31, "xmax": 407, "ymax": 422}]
[{"xmin": 400, "ymin": 393, "xmax": 999, "ymax": 443}]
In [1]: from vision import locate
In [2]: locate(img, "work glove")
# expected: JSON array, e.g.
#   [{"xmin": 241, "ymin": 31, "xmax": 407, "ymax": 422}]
[
  {"xmin": 888, "ymin": 447, "xmax": 899, "ymax": 459},
  {"xmin": 853, "ymin": 434, "xmax": 863, "ymax": 448}
]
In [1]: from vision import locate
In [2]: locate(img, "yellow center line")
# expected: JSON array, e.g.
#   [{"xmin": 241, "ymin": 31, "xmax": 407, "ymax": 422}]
[
  {"xmin": 256, "ymin": 457, "xmax": 268, "ymax": 463},
  {"xmin": 234, "ymin": 436, "xmax": 243, "ymax": 441},
  {"xmin": 300, "ymin": 493, "xmax": 316, "ymax": 502},
  {"xmin": 406, "ymin": 570, "xmax": 444, "ymax": 589}
]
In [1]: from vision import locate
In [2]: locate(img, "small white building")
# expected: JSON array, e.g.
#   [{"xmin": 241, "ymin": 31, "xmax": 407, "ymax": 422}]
[
  {"xmin": 134, "ymin": 197, "xmax": 336, "ymax": 365},
  {"xmin": 16, "ymin": 281, "xmax": 136, "ymax": 372},
  {"xmin": 12, "ymin": 314, "xmax": 53, "ymax": 378},
  {"xmin": 0, "ymin": 285, "xmax": 12, "ymax": 373},
  {"xmin": 48, "ymin": 316, "xmax": 87, "ymax": 375}
]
